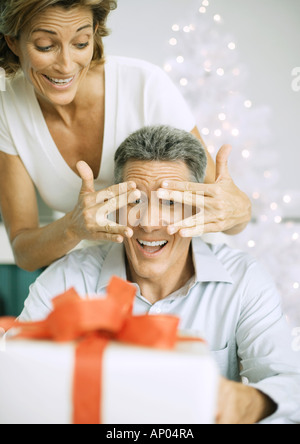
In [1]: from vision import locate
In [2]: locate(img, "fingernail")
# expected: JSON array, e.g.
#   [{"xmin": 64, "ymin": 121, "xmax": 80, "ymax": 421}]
[
  {"xmin": 128, "ymin": 182, "xmax": 136, "ymax": 190},
  {"xmin": 158, "ymin": 189, "xmax": 169, "ymax": 198},
  {"xmin": 125, "ymin": 229, "xmax": 133, "ymax": 238},
  {"xmin": 162, "ymin": 181, "xmax": 169, "ymax": 188},
  {"xmin": 180, "ymin": 230, "xmax": 189, "ymax": 237},
  {"xmin": 168, "ymin": 226, "xmax": 176, "ymax": 235}
]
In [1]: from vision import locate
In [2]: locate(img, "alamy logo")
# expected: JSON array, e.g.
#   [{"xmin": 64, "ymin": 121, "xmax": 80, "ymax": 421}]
[
  {"xmin": 291, "ymin": 67, "xmax": 300, "ymax": 92},
  {"xmin": 0, "ymin": 68, "xmax": 5, "ymax": 92}
]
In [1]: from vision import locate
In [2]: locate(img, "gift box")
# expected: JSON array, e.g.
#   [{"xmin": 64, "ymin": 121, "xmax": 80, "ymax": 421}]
[{"xmin": 0, "ymin": 277, "xmax": 219, "ymax": 425}]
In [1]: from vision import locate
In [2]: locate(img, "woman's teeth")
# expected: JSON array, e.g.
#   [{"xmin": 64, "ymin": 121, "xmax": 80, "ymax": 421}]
[{"xmin": 45, "ymin": 75, "xmax": 73, "ymax": 85}]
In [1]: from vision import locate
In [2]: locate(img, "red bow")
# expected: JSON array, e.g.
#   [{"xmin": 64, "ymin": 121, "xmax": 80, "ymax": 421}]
[{"xmin": 0, "ymin": 277, "xmax": 182, "ymax": 424}]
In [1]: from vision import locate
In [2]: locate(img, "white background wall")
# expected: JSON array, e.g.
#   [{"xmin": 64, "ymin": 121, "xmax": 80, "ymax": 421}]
[{"xmin": 105, "ymin": 0, "xmax": 300, "ymax": 217}]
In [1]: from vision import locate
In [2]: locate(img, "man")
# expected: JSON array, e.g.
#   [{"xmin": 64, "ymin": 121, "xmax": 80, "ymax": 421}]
[{"xmin": 20, "ymin": 125, "xmax": 300, "ymax": 424}]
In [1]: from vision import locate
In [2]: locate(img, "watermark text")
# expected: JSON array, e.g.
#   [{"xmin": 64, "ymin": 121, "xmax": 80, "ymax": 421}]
[{"xmin": 291, "ymin": 67, "xmax": 300, "ymax": 92}]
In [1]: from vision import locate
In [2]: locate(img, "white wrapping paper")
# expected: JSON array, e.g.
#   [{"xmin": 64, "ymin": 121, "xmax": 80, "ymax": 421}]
[{"xmin": 0, "ymin": 338, "xmax": 219, "ymax": 424}]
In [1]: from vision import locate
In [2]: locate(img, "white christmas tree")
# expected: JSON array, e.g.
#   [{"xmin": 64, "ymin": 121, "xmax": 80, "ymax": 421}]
[{"xmin": 163, "ymin": 0, "xmax": 300, "ymax": 326}]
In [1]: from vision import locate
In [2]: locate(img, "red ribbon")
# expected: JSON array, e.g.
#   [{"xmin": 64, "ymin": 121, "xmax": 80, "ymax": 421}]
[{"xmin": 0, "ymin": 277, "xmax": 183, "ymax": 424}]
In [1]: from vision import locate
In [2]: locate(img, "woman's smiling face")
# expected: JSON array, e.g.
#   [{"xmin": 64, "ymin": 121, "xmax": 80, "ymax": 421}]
[{"xmin": 7, "ymin": 6, "xmax": 96, "ymax": 106}]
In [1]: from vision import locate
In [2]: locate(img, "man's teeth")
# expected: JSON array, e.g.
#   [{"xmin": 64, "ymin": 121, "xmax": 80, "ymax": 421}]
[
  {"xmin": 45, "ymin": 75, "xmax": 73, "ymax": 85},
  {"xmin": 138, "ymin": 240, "xmax": 168, "ymax": 247}
]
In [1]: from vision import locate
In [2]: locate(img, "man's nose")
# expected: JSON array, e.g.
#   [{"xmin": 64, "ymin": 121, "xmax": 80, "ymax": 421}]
[{"xmin": 139, "ymin": 194, "xmax": 169, "ymax": 230}]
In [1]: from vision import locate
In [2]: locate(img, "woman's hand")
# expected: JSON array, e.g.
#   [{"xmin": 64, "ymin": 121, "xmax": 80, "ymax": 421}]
[
  {"xmin": 68, "ymin": 161, "xmax": 141, "ymax": 243},
  {"xmin": 158, "ymin": 145, "xmax": 252, "ymax": 237}
]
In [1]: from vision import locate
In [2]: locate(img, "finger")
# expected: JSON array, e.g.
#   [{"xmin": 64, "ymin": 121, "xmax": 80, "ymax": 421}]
[
  {"xmin": 202, "ymin": 222, "xmax": 225, "ymax": 234},
  {"xmin": 168, "ymin": 221, "xmax": 205, "ymax": 238},
  {"xmin": 97, "ymin": 189, "xmax": 141, "ymax": 215},
  {"xmin": 95, "ymin": 190, "xmax": 140, "ymax": 235},
  {"xmin": 77, "ymin": 161, "xmax": 95, "ymax": 194},
  {"xmin": 91, "ymin": 232, "xmax": 125, "ymax": 244},
  {"xmin": 95, "ymin": 219, "xmax": 134, "ymax": 238},
  {"xmin": 160, "ymin": 181, "xmax": 216, "ymax": 197},
  {"xmin": 169, "ymin": 214, "xmax": 202, "ymax": 229},
  {"xmin": 96, "ymin": 182, "xmax": 137, "ymax": 204},
  {"xmin": 215, "ymin": 144, "xmax": 232, "ymax": 182},
  {"xmin": 179, "ymin": 226, "xmax": 204, "ymax": 237},
  {"xmin": 119, "ymin": 189, "xmax": 141, "ymax": 209},
  {"xmin": 157, "ymin": 189, "xmax": 205, "ymax": 207}
]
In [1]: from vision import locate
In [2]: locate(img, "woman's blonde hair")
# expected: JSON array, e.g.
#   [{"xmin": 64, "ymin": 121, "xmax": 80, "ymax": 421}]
[{"xmin": 0, "ymin": 0, "xmax": 117, "ymax": 77}]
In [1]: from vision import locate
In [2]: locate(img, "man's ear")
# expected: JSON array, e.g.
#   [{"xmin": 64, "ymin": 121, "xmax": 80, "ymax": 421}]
[{"xmin": 4, "ymin": 35, "xmax": 20, "ymax": 57}]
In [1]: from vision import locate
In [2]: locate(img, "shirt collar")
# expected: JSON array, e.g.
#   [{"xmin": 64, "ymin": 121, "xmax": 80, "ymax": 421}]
[
  {"xmin": 97, "ymin": 237, "xmax": 233, "ymax": 293},
  {"xmin": 191, "ymin": 238, "xmax": 234, "ymax": 284},
  {"xmin": 96, "ymin": 243, "xmax": 127, "ymax": 293}
]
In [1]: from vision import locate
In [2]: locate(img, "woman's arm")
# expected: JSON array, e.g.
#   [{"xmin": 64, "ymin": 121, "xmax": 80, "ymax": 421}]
[
  {"xmin": 0, "ymin": 153, "xmax": 137, "ymax": 272},
  {"xmin": 0, "ymin": 152, "xmax": 79, "ymax": 271}
]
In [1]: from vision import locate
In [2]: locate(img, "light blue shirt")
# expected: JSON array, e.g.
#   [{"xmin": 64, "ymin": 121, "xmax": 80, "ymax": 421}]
[{"xmin": 20, "ymin": 238, "xmax": 300, "ymax": 424}]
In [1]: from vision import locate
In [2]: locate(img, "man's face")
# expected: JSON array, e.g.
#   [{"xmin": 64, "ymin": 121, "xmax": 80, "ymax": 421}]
[{"xmin": 123, "ymin": 160, "xmax": 193, "ymax": 282}]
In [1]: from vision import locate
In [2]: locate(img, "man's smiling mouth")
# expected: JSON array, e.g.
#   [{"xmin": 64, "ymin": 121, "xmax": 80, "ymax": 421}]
[{"xmin": 136, "ymin": 239, "xmax": 168, "ymax": 254}]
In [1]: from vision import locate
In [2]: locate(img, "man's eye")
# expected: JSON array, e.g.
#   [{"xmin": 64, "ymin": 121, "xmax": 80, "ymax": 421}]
[
  {"xmin": 129, "ymin": 199, "xmax": 142, "ymax": 206},
  {"xmin": 161, "ymin": 200, "xmax": 175, "ymax": 207}
]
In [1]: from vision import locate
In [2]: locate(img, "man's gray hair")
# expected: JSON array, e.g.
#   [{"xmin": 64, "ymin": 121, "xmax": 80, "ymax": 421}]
[{"xmin": 114, "ymin": 125, "xmax": 207, "ymax": 184}]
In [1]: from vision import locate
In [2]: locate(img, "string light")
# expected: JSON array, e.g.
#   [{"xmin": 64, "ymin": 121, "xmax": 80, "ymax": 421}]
[
  {"xmin": 172, "ymin": 24, "xmax": 180, "ymax": 32},
  {"xmin": 270, "ymin": 202, "xmax": 278, "ymax": 211},
  {"xmin": 176, "ymin": 56, "xmax": 184, "ymax": 64},
  {"xmin": 199, "ymin": 7, "xmax": 206, "ymax": 14},
  {"xmin": 183, "ymin": 26, "xmax": 191, "ymax": 33},
  {"xmin": 228, "ymin": 42, "xmax": 236, "ymax": 50},
  {"xmin": 213, "ymin": 14, "xmax": 222, "ymax": 22},
  {"xmin": 169, "ymin": 38, "xmax": 177, "ymax": 46},
  {"xmin": 283, "ymin": 195, "xmax": 292, "ymax": 204},
  {"xmin": 248, "ymin": 240, "xmax": 256, "ymax": 248},
  {"xmin": 216, "ymin": 68, "xmax": 225, "ymax": 76},
  {"xmin": 242, "ymin": 149, "xmax": 250, "ymax": 159},
  {"xmin": 180, "ymin": 78, "xmax": 188, "ymax": 86},
  {"xmin": 244, "ymin": 100, "xmax": 252, "ymax": 108}
]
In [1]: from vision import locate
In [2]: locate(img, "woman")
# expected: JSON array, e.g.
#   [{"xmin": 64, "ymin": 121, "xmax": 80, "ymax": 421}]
[{"xmin": 0, "ymin": 0, "xmax": 251, "ymax": 272}]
